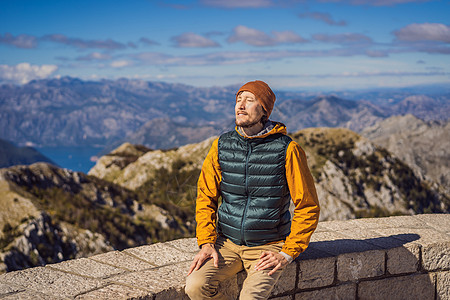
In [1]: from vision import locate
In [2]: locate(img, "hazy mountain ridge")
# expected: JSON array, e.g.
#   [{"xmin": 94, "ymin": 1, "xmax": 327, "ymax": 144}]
[
  {"xmin": 0, "ymin": 139, "xmax": 54, "ymax": 168},
  {"xmin": 1, "ymin": 77, "xmax": 448, "ymax": 149},
  {"xmin": 362, "ymin": 114, "xmax": 450, "ymax": 193}
]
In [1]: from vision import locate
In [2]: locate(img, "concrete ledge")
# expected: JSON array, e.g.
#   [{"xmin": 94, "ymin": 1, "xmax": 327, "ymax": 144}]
[{"xmin": 0, "ymin": 214, "xmax": 449, "ymax": 300}]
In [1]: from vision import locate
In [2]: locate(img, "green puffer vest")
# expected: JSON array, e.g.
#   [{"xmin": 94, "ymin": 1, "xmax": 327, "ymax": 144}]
[{"xmin": 217, "ymin": 130, "xmax": 292, "ymax": 246}]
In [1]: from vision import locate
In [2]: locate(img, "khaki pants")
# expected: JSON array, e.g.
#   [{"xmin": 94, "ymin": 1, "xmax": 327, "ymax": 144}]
[{"xmin": 185, "ymin": 236, "xmax": 285, "ymax": 300}]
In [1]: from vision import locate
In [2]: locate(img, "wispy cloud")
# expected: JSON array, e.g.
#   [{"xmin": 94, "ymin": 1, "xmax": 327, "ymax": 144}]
[
  {"xmin": 200, "ymin": 0, "xmax": 273, "ymax": 8},
  {"xmin": 312, "ymin": 33, "xmax": 373, "ymax": 44},
  {"xmin": 76, "ymin": 52, "xmax": 112, "ymax": 61},
  {"xmin": 171, "ymin": 32, "xmax": 220, "ymax": 48},
  {"xmin": 0, "ymin": 33, "xmax": 38, "ymax": 49},
  {"xmin": 299, "ymin": 12, "xmax": 347, "ymax": 26},
  {"xmin": 139, "ymin": 37, "xmax": 160, "ymax": 46},
  {"xmin": 0, "ymin": 63, "xmax": 58, "ymax": 84},
  {"xmin": 317, "ymin": 0, "xmax": 433, "ymax": 6},
  {"xmin": 227, "ymin": 25, "xmax": 306, "ymax": 46},
  {"xmin": 131, "ymin": 47, "xmax": 381, "ymax": 67},
  {"xmin": 42, "ymin": 34, "xmax": 127, "ymax": 50},
  {"xmin": 394, "ymin": 23, "xmax": 450, "ymax": 43}
]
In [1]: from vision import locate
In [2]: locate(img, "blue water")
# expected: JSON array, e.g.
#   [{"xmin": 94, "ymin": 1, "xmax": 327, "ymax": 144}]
[{"xmin": 37, "ymin": 146, "xmax": 104, "ymax": 174}]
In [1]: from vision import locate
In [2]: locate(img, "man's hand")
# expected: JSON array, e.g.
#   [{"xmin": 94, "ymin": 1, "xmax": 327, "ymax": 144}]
[
  {"xmin": 187, "ymin": 243, "xmax": 219, "ymax": 276},
  {"xmin": 254, "ymin": 251, "xmax": 288, "ymax": 276}
]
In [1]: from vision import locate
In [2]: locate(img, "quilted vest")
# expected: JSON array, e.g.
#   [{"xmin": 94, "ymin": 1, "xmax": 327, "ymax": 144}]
[{"xmin": 217, "ymin": 130, "xmax": 292, "ymax": 246}]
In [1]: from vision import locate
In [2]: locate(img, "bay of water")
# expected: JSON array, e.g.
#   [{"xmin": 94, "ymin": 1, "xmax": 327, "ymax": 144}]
[{"xmin": 37, "ymin": 146, "xmax": 104, "ymax": 174}]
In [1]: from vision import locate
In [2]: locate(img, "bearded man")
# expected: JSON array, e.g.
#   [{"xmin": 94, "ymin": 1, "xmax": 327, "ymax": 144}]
[{"xmin": 185, "ymin": 80, "xmax": 320, "ymax": 300}]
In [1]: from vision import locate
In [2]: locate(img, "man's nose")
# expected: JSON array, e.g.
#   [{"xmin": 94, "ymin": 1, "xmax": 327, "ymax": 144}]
[{"xmin": 238, "ymin": 100, "xmax": 246, "ymax": 109}]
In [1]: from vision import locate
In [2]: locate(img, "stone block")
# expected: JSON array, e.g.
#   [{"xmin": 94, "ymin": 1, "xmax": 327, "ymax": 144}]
[
  {"xmin": 374, "ymin": 228, "xmax": 448, "ymax": 247},
  {"xmin": 124, "ymin": 242, "xmax": 195, "ymax": 266},
  {"xmin": 0, "ymin": 283, "xmax": 23, "ymax": 295},
  {"xmin": 413, "ymin": 214, "xmax": 450, "ymax": 233},
  {"xmin": 298, "ymin": 243, "xmax": 334, "ymax": 260},
  {"xmin": 335, "ymin": 227, "xmax": 403, "ymax": 250},
  {"xmin": 354, "ymin": 215, "xmax": 429, "ymax": 229},
  {"xmin": 165, "ymin": 237, "xmax": 198, "ymax": 253},
  {"xmin": 298, "ymin": 257, "xmax": 335, "ymax": 289},
  {"xmin": 0, "ymin": 290, "xmax": 61, "ymax": 299},
  {"xmin": 295, "ymin": 283, "xmax": 356, "ymax": 300},
  {"xmin": 108, "ymin": 261, "xmax": 191, "ymax": 296},
  {"xmin": 89, "ymin": 250, "xmax": 154, "ymax": 272},
  {"xmin": 48, "ymin": 257, "xmax": 125, "ymax": 279},
  {"xmin": 271, "ymin": 262, "xmax": 297, "ymax": 295},
  {"xmin": 386, "ymin": 244, "xmax": 420, "ymax": 274},
  {"xmin": 310, "ymin": 232, "xmax": 377, "ymax": 256},
  {"xmin": 0, "ymin": 266, "xmax": 101, "ymax": 298},
  {"xmin": 358, "ymin": 274, "xmax": 435, "ymax": 300},
  {"xmin": 422, "ymin": 241, "xmax": 450, "ymax": 271},
  {"xmin": 437, "ymin": 271, "xmax": 450, "ymax": 300},
  {"xmin": 337, "ymin": 250, "xmax": 385, "ymax": 282},
  {"xmin": 75, "ymin": 284, "xmax": 151, "ymax": 299}
]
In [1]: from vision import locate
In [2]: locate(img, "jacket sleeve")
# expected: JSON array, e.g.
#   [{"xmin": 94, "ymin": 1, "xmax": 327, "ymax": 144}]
[
  {"xmin": 282, "ymin": 141, "xmax": 320, "ymax": 259},
  {"xmin": 195, "ymin": 138, "xmax": 222, "ymax": 247}
]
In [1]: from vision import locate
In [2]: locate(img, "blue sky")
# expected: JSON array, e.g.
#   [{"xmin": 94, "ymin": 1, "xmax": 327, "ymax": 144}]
[{"xmin": 0, "ymin": 0, "xmax": 449, "ymax": 90}]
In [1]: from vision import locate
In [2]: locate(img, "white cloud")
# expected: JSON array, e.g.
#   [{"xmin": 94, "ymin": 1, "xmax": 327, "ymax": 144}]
[
  {"xmin": 227, "ymin": 25, "xmax": 306, "ymax": 46},
  {"xmin": 110, "ymin": 60, "xmax": 134, "ymax": 68},
  {"xmin": 171, "ymin": 32, "xmax": 219, "ymax": 48},
  {"xmin": 394, "ymin": 23, "xmax": 450, "ymax": 43},
  {"xmin": 0, "ymin": 63, "xmax": 58, "ymax": 84}
]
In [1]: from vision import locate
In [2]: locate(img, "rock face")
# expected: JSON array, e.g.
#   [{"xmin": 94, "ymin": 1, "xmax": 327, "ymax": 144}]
[
  {"xmin": 89, "ymin": 137, "xmax": 215, "ymax": 191},
  {"xmin": 362, "ymin": 114, "xmax": 450, "ymax": 193},
  {"xmin": 290, "ymin": 128, "xmax": 449, "ymax": 221},
  {"xmin": 0, "ymin": 162, "xmax": 193, "ymax": 273}
]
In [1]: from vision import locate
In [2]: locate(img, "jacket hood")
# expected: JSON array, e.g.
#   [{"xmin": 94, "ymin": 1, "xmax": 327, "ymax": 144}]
[{"xmin": 235, "ymin": 121, "xmax": 287, "ymax": 139}]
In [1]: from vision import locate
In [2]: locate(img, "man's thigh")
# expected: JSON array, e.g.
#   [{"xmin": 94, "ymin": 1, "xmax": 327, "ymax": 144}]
[{"xmin": 239, "ymin": 242, "xmax": 285, "ymax": 300}]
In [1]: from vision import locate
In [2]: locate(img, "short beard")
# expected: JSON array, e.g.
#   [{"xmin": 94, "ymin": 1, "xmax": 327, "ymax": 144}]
[{"xmin": 236, "ymin": 117, "xmax": 264, "ymax": 128}]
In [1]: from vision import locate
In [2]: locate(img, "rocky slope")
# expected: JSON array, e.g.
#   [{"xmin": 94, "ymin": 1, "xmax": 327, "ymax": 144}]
[
  {"xmin": 2, "ymin": 126, "xmax": 448, "ymax": 273},
  {"xmin": 291, "ymin": 128, "xmax": 448, "ymax": 220},
  {"xmin": 0, "ymin": 162, "xmax": 194, "ymax": 273},
  {"xmin": 361, "ymin": 115, "xmax": 449, "ymax": 193},
  {"xmin": 90, "ymin": 127, "xmax": 449, "ymax": 222}
]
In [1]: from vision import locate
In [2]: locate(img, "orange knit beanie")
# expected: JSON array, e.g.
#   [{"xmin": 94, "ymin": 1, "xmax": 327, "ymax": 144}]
[{"xmin": 236, "ymin": 80, "xmax": 276, "ymax": 118}]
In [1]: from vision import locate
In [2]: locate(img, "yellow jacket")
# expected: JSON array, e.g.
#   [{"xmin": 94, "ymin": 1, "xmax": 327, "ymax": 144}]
[{"xmin": 195, "ymin": 122, "xmax": 320, "ymax": 259}]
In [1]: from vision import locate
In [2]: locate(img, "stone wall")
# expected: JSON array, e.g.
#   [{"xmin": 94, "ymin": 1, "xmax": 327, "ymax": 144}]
[{"xmin": 0, "ymin": 214, "xmax": 449, "ymax": 299}]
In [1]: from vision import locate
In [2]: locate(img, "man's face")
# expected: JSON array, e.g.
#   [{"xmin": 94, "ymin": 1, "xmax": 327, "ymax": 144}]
[{"xmin": 235, "ymin": 91, "xmax": 265, "ymax": 128}]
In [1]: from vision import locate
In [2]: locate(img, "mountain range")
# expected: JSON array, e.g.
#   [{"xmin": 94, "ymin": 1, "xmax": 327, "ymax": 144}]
[
  {"xmin": 1, "ymin": 77, "xmax": 448, "ymax": 149},
  {"xmin": 1, "ymin": 125, "xmax": 448, "ymax": 273}
]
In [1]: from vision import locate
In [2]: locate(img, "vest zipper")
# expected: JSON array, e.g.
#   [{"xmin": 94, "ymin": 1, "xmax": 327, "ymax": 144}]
[{"xmin": 241, "ymin": 142, "xmax": 252, "ymax": 245}]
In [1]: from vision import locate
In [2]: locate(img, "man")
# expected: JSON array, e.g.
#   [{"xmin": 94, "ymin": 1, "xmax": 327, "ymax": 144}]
[{"xmin": 185, "ymin": 80, "xmax": 320, "ymax": 300}]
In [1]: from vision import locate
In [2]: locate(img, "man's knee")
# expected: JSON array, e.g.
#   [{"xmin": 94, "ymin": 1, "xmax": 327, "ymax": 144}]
[{"xmin": 185, "ymin": 271, "xmax": 218, "ymax": 299}]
